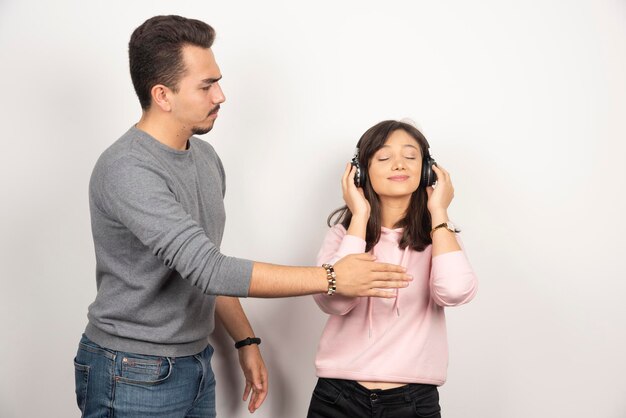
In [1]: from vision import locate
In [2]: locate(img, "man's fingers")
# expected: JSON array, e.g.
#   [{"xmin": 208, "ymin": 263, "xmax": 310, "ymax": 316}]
[
  {"xmin": 368, "ymin": 289, "xmax": 400, "ymax": 298},
  {"xmin": 246, "ymin": 368, "xmax": 266, "ymax": 412},
  {"xmin": 250, "ymin": 370, "xmax": 262, "ymax": 392},
  {"xmin": 371, "ymin": 262, "xmax": 409, "ymax": 274},
  {"xmin": 372, "ymin": 279, "xmax": 411, "ymax": 289},
  {"xmin": 372, "ymin": 271, "xmax": 412, "ymax": 281},
  {"xmin": 248, "ymin": 391, "xmax": 257, "ymax": 412},
  {"xmin": 243, "ymin": 381, "xmax": 252, "ymax": 401},
  {"xmin": 254, "ymin": 385, "xmax": 268, "ymax": 410},
  {"xmin": 252, "ymin": 371, "xmax": 268, "ymax": 411},
  {"xmin": 352, "ymin": 253, "xmax": 377, "ymax": 261},
  {"xmin": 248, "ymin": 382, "xmax": 268, "ymax": 413}
]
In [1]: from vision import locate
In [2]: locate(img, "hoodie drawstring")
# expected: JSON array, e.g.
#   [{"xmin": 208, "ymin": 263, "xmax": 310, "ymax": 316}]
[
  {"xmin": 367, "ymin": 247, "xmax": 376, "ymax": 338},
  {"xmin": 393, "ymin": 246, "xmax": 411, "ymax": 317},
  {"xmin": 367, "ymin": 244, "xmax": 411, "ymax": 338}
]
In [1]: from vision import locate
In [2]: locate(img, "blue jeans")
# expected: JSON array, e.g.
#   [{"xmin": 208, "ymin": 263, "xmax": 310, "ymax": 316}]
[
  {"xmin": 307, "ymin": 378, "xmax": 441, "ymax": 418},
  {"xmin": 74, "ymin": 334, "xmax": 216, "ymax": 418}
]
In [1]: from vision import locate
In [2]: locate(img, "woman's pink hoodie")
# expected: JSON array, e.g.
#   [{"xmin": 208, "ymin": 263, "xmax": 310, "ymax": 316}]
[{"xmin": 313, "ymin": 224, "xmax": 478, "ymax": 386}]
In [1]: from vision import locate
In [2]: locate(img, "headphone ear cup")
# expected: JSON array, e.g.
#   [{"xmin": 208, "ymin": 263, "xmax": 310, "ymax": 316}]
[
  {"xmin": 351, "ymin": 147, "xmax": 366, "ymax": 188},
  {"xmin": 352, "ymin": 160, "xmax": 367, "ymax": 187},
  {"xmin": 359, "ymin": 166, "xmax": 367, "ymax": 187},
  {"xmin": 421, "ymin": 157, "xmax": 437, "ymax": 187}
]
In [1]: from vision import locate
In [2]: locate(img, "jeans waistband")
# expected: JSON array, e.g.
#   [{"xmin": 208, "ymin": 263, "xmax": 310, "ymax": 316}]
[
  {"xmin": 79, "ymin": 334, "xmax": 213, "ymax": 362},
  {"xmin": 326, "ymin": 378, "xmax": 436, "ymax": 402}
]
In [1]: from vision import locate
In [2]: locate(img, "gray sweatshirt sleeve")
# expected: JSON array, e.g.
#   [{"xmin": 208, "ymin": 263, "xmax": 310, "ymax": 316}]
[{"xmin": 95, "ymin": 155, "xmax": 252, "ymax": 297}]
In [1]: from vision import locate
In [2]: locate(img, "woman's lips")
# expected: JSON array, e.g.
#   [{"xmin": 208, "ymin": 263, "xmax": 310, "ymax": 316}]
[{"xmin": 387, "ymin": 175, "xmax": 409, "ymax": 181}]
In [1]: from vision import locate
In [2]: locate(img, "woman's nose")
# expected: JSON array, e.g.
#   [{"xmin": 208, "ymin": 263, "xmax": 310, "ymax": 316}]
[{"xmin": 391, "ymin": 157, "xmax": 405, "ymax": 170}]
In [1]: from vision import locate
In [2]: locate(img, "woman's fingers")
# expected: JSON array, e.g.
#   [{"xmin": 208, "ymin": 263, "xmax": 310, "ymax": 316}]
[
  {"xmin": 431, "ymin": 164, "xmax": 450, "ymax": 183},
  {"xmin": 341, "ymin": 163, "xmax": 350, "ymax": 191}
]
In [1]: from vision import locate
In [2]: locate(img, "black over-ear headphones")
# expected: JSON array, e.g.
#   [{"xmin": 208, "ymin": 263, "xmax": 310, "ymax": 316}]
[{"xmin": 351, "ymin": 148, "xmax": 437, "ymax": 188}]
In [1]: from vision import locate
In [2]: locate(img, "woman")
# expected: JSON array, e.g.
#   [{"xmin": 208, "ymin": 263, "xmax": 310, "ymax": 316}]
[{"xmin": 308, "ymin": 120, "xmax": 478, "ymax": 417}]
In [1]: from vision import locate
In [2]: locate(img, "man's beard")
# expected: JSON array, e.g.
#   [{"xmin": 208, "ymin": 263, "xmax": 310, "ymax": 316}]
[
  {"xmin": 191, "ymin": 124, "xmax": 213, "ymax": 135},
  {"xmin": 192, "ymin": 105, "xmax": 220, "ymax": 135}
]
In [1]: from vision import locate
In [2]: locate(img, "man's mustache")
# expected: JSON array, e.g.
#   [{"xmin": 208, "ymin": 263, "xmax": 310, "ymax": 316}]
[{"xmin": 208, "ymin": 105, "xmax": 220, "ymax": 116}]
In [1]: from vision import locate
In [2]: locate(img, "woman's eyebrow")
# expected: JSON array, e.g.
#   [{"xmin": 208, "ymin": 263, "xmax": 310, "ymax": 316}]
[{"xmin": 377, "ymin": 144, "xmax": 419, "ymax": 151}]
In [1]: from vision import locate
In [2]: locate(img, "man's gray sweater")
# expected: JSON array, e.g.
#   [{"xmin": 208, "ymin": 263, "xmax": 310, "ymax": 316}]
[{"xmin": 84, "ymin": 126, "xmax": 253, "ymax": 357}]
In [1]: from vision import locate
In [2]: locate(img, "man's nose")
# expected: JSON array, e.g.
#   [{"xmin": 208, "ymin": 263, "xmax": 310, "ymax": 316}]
[{"xmin": 212, "ymin": 82, "xmax": 225, "ymax": 104}]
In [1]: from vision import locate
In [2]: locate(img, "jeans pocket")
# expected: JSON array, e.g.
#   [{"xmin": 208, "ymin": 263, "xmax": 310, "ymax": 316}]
[
  {"xmin": 312, "ymin": 378, "xmax": 343, "ymax": 405},
  {"xmin": 73, "ymin": 358, "xmax": 90, "ymax": 414},
  {"xmin": 117, "ymin": 354, "xmax": 172, "ymax": 386},
  {"xmin": 413, "ymin": 385, "xmax": 441, "ymax": 417}
]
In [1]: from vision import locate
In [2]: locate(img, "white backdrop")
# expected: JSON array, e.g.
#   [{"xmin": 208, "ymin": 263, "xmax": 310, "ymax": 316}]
[{"xmin": 1, "ymin": 1, "xmax": 625, "ymax": 417}]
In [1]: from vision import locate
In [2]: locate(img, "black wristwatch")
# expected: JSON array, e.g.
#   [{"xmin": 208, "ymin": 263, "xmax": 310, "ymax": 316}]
[{"xmin": 234, "ymin": 337, "xmax": 261, "ymax": 349}]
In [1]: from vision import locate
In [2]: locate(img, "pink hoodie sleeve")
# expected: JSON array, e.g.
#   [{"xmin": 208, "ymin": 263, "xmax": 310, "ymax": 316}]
[
  {"xmin": 313, "ymin": 225, "xmax": 367, "ymax": 315},
  {"xmin": 430, "ymin": 236, "xmax": 478, "ymax": 307}
]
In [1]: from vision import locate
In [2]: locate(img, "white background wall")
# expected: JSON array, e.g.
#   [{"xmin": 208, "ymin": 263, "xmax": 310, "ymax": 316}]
[{"xmin": 1, "ymin": 1, "xmax": 625, "ymax": 417}]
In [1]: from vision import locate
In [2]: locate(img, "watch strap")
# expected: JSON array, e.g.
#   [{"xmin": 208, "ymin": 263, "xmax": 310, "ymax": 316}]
[
  {"xmin": 430, "ymin": 222, "xmax": 460, "ymax": 236},
  {"xmin": 234, "ymin": 337, "xmax": 261, "ymax": 349}
]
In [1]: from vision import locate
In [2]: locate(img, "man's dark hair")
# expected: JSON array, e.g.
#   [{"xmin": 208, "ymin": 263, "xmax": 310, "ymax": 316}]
[
  {"xmin": 129, "ymin": 15, "xmax": 216, "ymax": 110},
  {"xmin": 328, "ymin": 120, "xmax": 434, "ymax": 252}
]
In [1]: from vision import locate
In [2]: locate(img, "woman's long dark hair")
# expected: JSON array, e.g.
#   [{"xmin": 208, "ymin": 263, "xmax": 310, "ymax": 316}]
[{"xmin": 328, "ymin": 120, "xmax": 433, "ymax": 252}]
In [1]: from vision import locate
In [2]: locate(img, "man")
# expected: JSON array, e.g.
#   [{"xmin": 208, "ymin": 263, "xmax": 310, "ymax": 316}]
[{"xmin": 74, "ymin": 15, "xmax": 410, "ymax": 417}]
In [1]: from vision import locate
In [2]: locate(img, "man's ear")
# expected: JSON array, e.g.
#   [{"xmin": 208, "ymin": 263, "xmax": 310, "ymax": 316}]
[{"xmin": 150, "ymin": 84, "xmax": 172, "ymax": 112}]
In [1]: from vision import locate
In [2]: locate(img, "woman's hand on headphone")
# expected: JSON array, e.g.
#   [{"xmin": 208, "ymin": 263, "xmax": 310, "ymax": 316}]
[
  {"xmin": 342, "ymin": 163, "xmax": 370, "ymax": 218},
  {"xmin": 426, "ymin": 164, "xmax": 454, "ymax": 215}
]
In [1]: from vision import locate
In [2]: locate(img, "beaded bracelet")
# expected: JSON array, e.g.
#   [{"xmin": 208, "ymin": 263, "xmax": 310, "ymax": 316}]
[{"xmin": 322, "ymin": 263, "xmax": 336, "ymax": 296}]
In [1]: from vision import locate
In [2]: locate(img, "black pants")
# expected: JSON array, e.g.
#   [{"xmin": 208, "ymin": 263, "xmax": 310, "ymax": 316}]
[{"xmin": 307, "ymin": 378, "xmax": 441, "ymax": 418}]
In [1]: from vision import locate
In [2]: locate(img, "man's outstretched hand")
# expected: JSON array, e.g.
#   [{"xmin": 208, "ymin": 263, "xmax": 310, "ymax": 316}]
[{"xmin": 333, "ymin": 253, "xmax": 412, "ymax": 298}]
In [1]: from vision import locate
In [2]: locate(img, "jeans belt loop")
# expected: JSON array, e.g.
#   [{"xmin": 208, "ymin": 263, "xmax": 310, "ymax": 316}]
[{"xmin": 404, "ymin": 383, "xmax": 412, "ymax": 402}]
